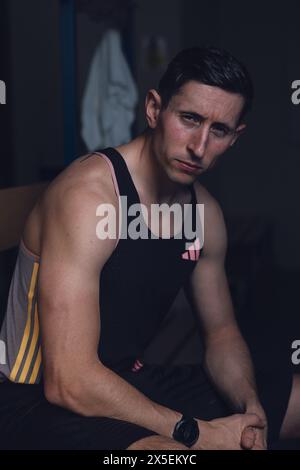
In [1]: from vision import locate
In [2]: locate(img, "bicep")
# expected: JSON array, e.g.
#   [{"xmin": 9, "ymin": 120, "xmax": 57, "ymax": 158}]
[
  {"xmin": 38, "ymin": 251, "xmax": 101, "ymax": 376},
  {"xmin": 185, "ymin": 196, "xmax": 237, "ymax": 339},
  {"xmin": 37, "ymin": 187, "xmax": 115, "ymax": 384}
]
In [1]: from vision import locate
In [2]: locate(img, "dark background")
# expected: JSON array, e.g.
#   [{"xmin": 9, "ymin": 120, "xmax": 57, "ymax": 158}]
[{"xmin": 0, "ymin": 1, "xmax": 299, "ymax": 445}]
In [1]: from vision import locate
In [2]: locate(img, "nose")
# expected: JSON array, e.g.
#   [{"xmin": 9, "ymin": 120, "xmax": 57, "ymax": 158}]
[{"xmin": 187, "ymin": 126, "xmax": 210, "ymax": 160}]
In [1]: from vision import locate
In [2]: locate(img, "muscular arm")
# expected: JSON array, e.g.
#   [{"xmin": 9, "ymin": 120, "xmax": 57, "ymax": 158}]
[
  {"xmin": 37, "ymin": 174, "xmax": 183, "ymax": 440},
  {"xmin": 185, "ymin": 184, "xmax": 262, "ymax": 413}
]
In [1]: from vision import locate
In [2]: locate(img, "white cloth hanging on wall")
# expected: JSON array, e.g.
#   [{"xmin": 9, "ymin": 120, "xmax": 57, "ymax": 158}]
[{"xmin": 81, "ymin": 29, "xmax": 138, "ymax": 151}]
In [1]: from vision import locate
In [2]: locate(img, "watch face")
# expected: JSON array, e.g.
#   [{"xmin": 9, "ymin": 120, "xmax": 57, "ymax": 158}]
[{"xmin": 174, "ymin": 417, "xmax": 199, "ymax": 447}]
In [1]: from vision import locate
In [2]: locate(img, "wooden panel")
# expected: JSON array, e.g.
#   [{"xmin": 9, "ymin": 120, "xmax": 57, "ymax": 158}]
[{"xmin": 0, "ymin": 183, "xmax": 47, "ymax": 251}]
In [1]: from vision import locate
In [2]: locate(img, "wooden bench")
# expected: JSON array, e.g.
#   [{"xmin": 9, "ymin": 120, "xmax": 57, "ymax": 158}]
[{"xmin": 0, "ymin": 183, "xmax": 47, "ymax": 252}]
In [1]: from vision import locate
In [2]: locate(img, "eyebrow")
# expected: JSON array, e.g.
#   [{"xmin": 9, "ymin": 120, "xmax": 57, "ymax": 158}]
[{"xmin": 179, "ymin": 110, "xmax": 236, "ymax": 133}]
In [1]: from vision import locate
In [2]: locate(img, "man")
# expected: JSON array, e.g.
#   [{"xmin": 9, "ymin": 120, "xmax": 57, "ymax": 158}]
[{"xmin": 0, "ymin": 47, "xmax": 299, "ymax": 450}]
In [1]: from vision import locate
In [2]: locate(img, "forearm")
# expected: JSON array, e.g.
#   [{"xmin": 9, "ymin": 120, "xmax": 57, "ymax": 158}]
[
  {"xmin": 45, "ymin": 362, "xmax": 182, "ymax": 439},
  {"xmin": 204, "ymin": 326, "xmax": 260, "ymax": 412}
]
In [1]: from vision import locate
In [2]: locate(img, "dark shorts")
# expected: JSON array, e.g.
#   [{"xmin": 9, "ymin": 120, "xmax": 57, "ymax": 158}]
[
  {"xmin": 120, "ymin": 362, "xmax": 293, "ymax": 445},
  {"xmin": 0, "ymin": 362, "xmax": 293, "ymax": 450}
]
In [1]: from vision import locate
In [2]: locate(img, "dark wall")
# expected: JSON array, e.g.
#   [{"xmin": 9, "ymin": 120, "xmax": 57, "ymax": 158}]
[
  {"xmin": 0, "ymin": 1, "xmax": 13, "ymax": 188},
  {"xmin": 133, "ymin": 0, "xmax": 182, "ymax": 133},
  {"xmin": 5, "ymin": 0, "xmax": 64, "ymax": 186}
]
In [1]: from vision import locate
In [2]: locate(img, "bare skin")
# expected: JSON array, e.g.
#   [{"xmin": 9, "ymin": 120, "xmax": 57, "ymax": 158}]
[
  {"xmin": 21, "ymin": 81, "xmax": 300, "ymax": 450},
  {"xmin": 127, "ymin": 435, "xmax": 189, "ymax": 451}
]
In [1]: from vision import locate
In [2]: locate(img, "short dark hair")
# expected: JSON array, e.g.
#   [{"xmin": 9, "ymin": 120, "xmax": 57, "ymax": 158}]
[{"xmin": 158, "ymin": 46, "xmax": 254, "ymax": 122}]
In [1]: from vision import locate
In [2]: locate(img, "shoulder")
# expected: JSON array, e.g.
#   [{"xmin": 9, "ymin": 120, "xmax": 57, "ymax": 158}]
[
  {"xmin": 40, "ymin": 153, "xmax": 118, "ymax": 218},
  {"xmin": 193, "ymin": 181, "xmax": 224, "ymax": 225},
  {"xmin": 38, "ymin": 153, "xmax": 119, "ymax": 259},
  {"xmin": 193, "ymin": 181, "xmax": 227, "ymax": 257}
]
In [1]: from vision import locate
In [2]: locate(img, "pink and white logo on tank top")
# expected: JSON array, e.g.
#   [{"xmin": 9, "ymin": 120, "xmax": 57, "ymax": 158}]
[
  {"xmin": 181, "ymin": 237, "xmax": 201, "ymax": 261},
  {"xmin": 131, "ymin": 358, "xmax": 144, "ymax": 372}
]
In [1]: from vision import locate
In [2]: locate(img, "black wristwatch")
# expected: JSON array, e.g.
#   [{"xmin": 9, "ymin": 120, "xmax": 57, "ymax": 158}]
[{"xmin": 172, "ymin": 415, "xmax": 199, "ymax": 448}]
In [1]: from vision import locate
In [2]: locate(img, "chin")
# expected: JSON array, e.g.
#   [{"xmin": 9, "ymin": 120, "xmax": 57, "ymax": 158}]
[{"xmin": 168, "ymin": 169, "xmax": 197, "ymax": 186}]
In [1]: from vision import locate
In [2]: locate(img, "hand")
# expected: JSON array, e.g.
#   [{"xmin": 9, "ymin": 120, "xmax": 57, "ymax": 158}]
[
  {"xmin": 192, "ymin": 413, "xmax": 266, "ymax": 450},
  {"xmin": 242, "ymin": 403, "xmax": 268, "ymax": 450}
]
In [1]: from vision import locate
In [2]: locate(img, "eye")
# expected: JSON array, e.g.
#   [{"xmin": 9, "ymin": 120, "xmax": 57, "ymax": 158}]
[
  {"xmin": 210, "ymin": 126, "xmax": 229, "ymax": 138},
  {"xmin": 181, "ymin": 114, "xmax": 200, "ymax": 125}
]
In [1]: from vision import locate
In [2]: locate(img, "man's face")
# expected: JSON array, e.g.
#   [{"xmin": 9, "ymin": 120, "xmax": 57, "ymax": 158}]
[{"xmin": 146, "ymin": 81, "xmax": 246, "ymax": 185}]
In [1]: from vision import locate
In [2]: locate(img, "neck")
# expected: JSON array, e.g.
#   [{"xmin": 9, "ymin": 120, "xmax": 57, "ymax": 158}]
[{"xmin": 118, "ymin": 130, "xmax": 185, "ymax": 205}]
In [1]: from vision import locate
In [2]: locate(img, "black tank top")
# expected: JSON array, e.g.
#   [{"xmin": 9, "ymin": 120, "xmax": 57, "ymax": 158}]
[{"xmin": 97, "ymin": 148, "xmax": 202, "ymax": 371}]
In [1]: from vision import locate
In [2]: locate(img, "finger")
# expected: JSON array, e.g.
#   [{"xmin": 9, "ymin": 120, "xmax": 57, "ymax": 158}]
[
  {"xmin": 243, "ymin": 413, "xmax": 266, "ymax": 429},
  {"xmin": 252, "ymin": 440, "xmax": 266, "ymax": 450},
  {"xmin": 241, "ymin": 426, "xmax": 256, "ymax": 450},
  {"xmin": 252, "ymin": 429, "xmax": 267, "ymax": 450},
  {"xmin": 252, "ymin": 443, "xmax": 265, "ymax": 450}
]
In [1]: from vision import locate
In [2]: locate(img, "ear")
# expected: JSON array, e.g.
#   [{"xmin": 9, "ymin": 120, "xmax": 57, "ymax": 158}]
[
  {"xmin": 229, "ymin": 123, "xmax": 246, "ymax": 146},
  {"xmin": 145, "ymin": 89, "xmax": 162, "ymax": 129}
]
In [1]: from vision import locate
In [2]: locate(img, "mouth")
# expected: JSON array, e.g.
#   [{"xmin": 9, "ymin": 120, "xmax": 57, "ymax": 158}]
[{"xmin": 174, "ymin": 159, "xmax": 203, "ymax": 174}]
